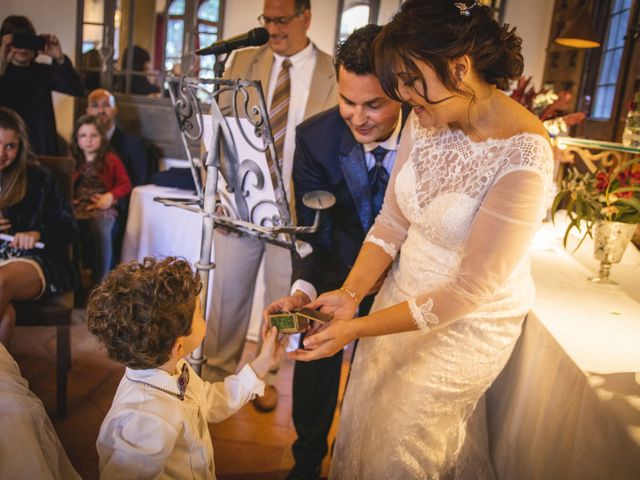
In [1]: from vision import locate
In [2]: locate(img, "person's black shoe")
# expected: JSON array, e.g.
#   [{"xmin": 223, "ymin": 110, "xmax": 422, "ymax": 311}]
[{"xmin": 285, "ymin": 464, "xmax": 321, "ymax": 480}]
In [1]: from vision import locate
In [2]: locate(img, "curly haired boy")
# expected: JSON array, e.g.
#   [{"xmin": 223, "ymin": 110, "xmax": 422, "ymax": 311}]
[{"xmin": 88, "ymin": 257, "xmax": 283, "ymax": 479}]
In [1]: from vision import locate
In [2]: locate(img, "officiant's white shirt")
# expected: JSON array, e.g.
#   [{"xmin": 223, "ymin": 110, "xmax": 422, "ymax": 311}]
[{"xmin": 97, "ymin": 360, "xmax": 264, "ymax": 479}]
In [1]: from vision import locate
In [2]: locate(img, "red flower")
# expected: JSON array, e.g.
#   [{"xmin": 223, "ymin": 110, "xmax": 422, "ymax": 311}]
[{"xmin": 595, "ymin": 171, "xmax": 609, "ymax": 192}]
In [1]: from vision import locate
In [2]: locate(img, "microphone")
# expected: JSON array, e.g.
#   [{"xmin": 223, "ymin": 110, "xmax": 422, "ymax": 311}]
[{"xmin": 196, "ymin": 27, "xmax": 269, "ymax": 56}]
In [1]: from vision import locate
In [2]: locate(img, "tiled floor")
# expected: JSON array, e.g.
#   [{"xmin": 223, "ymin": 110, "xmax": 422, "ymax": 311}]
[{"xmin": 9, "ymin": 309, "xmax": 350, "ymax": 479}]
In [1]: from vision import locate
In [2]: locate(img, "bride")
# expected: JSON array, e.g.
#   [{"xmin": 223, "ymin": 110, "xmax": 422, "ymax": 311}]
[{"xmin": 288, "ymin": 0, "xmax": 553, "ymax": 478}]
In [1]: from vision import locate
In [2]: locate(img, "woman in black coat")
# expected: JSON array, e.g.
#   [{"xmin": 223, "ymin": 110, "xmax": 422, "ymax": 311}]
[{"xmin": 0, "ymin": 107, "xmax": 77, "ymax": 346}]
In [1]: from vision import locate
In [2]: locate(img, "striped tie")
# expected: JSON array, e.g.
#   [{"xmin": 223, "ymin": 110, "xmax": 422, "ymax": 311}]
[{"xmin": 269, "ymin": 58, "xmax": 291, "ymax": 169}]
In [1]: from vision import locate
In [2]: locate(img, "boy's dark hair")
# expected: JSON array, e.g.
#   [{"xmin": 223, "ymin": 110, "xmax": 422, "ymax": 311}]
[
  {"xmin": 87, "ymin": 257, "xmax": 202, "ymax": 369},
  {"xmin": 334, "ymin": 24, "xmax": 382, "ymax": 77}
]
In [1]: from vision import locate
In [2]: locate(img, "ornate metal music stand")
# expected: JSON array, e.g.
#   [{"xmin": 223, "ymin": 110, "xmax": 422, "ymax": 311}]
[{"xmin": 160, "ymin": 75, "xmax": 334, "ymax": 375}]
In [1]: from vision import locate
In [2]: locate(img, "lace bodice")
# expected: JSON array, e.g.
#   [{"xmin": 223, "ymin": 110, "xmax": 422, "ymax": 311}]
[{"xmin": 365, "ymin": 114, "xmax": 553, "ymax": 330}]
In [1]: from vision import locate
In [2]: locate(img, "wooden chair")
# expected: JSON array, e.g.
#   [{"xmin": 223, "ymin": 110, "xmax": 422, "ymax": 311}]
[{"xmin": 14, "ymin": 155, "xmax": 76, "ymax": 417}]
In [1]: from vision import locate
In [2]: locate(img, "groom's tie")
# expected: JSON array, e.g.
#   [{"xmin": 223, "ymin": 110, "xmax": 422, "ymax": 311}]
[{"xmin": 368, "ymin": 146, "xmax": 390, "ymax": 216}]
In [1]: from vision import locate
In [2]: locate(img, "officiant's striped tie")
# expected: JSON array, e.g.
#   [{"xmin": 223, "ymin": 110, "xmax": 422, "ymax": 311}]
[
  {"xmin": 267, "ymin": 58, "xmax": 296, "ymax": 221},
  {"xmin": 269, "ymin": 58, "xmax": 291, "ymax": 168}
]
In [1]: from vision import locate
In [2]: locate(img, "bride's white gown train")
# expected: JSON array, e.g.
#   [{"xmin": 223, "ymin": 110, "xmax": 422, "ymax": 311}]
[{"xmin": 329, "ymin": 114, "xmax": 553, "ymax": 479}]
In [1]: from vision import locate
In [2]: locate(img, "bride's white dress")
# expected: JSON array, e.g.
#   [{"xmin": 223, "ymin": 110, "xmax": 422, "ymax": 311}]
[{"xmin": 329, "ymin": 114, "xmax": 553, "ymax": 479}]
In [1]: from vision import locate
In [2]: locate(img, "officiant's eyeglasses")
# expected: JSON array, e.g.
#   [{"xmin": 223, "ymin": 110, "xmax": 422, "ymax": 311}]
[{"xmin": 258, "ymin": 13, "xmax": 303, "ymax": 26}]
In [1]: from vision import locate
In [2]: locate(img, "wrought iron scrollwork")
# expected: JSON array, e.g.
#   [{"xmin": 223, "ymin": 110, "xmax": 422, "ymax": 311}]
[{"xmin": 160, "ymin": 75, "xmax": 334, "ymax": 256}]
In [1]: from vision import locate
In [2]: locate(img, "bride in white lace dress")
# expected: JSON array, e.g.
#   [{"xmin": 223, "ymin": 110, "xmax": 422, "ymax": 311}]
[{"xmin": 289, "ymin": 0, "xmax": 553, "ymax": 478}]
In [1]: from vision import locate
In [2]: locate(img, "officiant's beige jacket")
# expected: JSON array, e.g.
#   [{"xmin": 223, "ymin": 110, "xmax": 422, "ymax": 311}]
[{"xmin": 218, "ymin": 43, "xmax": 338, "ymax": 120}]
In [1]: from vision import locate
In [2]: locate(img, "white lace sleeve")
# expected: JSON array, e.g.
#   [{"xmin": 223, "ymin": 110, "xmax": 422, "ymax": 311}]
[
  {"xmin": 408, "ymin": 136, "xmax": 553, "ymax": 330},
  {"xmin": 363, "ymin": 114, "xmax": 415, "ymax": 258}
]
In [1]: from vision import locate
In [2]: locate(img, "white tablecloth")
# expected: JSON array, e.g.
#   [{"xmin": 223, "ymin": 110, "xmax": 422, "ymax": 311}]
[
  {"xmin": 122, "ymin": 185, "xmax": 265, "ymax": 340},
  {"xmin": 487, "ymin": 223, "xmax": 640, "ymax": 479}
]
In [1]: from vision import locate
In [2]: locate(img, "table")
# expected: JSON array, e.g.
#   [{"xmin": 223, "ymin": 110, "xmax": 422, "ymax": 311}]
[
  {"xmin": 486, "ymin": 222, "xmax": 640, "ymax": 479},
  {"xmin": 122, "ymin": 184, "xmax": 265, "ymax": 341}
]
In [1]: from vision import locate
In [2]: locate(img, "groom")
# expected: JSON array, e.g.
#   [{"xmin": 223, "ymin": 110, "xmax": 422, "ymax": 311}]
[{"xmin": 265, "ymin": 25, "xmax": 409, "ymax": 480}]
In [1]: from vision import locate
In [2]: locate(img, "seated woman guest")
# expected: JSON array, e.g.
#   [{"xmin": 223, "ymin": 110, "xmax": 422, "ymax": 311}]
[
  {"xmin": 71, "ymin": 115, "xmax": 131, "ymax": 283},
  {"xmin": 0, "ymin": 107, "xmax": 77, "ymax": 346}
]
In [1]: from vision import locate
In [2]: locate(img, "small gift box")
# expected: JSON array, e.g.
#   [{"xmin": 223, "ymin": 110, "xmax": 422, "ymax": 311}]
[{"xmin": 269, "ymin": 308, "xmax": 332, "ymax": 333}]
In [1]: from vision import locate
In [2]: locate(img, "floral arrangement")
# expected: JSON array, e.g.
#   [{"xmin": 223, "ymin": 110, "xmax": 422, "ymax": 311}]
[
  {"xmin": 551, "ymin": 157, "xmax": 640, "ymax": 246},
  {"xmin": 510, "ymin": 76, "xmax": 586, "ymax": 136}
]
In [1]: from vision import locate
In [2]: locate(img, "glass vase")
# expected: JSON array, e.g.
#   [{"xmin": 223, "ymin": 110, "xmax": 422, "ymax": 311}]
[{"xmin": 589, "ymin": 220, "xmax": 637, "ymax": 284}]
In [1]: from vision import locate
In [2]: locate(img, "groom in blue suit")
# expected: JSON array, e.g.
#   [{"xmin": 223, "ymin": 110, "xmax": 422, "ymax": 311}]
[{"xmin": 265, "ymin": 25, "xmax": 409, "ymax": 479}]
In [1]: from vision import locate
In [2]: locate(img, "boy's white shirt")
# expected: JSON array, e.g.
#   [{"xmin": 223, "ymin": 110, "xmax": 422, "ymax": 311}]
[{"xmin": 97, "ymin": 359, "xmax": 264, "ymax": 479}]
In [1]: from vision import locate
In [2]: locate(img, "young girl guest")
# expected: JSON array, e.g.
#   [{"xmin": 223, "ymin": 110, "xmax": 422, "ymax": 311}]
[
  {"xmin": 71, "ymin": 115, "xmax": 131, "ymax": 283},
  {"xmin": 0, "ymin": 107, "xmax": 77, "ymax": 346}
]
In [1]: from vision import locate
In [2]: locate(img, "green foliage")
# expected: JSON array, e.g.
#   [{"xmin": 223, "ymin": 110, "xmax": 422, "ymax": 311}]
[{"xmin": 551, "ymin": 158, "xmax": 640, "ymax": 247}]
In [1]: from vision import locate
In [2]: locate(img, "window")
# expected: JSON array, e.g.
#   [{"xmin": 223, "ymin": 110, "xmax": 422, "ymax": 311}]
[
  {"xmin": 163, "ymin": 0, "xmax": 223, "ymax": 79},
  {"xmin": 76, "ymin": 0, "xmax": 225, "ymax": 96},
  {"xmin": 165, "ymin": 0, "xmax": 186, "ymax": 75},
  {"xmin": 335, "ymin": 0, "xmax": 380, "ymax": 46},
  {"xmin": 591, "ymin": 0, "xmax": 632, "ymax": 119},
  {"xmin": 196, "ymin": 0, "xmax": 222, "ymax": 80}
]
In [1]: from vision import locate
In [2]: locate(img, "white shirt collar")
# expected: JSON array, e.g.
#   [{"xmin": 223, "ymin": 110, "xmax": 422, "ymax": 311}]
[
  {"xmin": 125, "ymin": 358, "xmax": 187, "ymax": 397},
  {"xmin": 272, "ymin": 40, "xmax": 315, "ymax": 68},
  {"xmin": 363, "ymin": 111, "xmax": 403, "ymax": 152},
  {"xmin": 106, "ymin": 124, "xmax": 116, "ymax": 140}
]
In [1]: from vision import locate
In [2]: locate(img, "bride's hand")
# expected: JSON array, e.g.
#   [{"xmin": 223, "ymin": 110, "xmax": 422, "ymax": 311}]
[
  {"xmin": 306, "ymin": 289, "xmax": 358, "ymax": 322},
  {"xmin": 287, "ymin": 318, "xmax": 358, "ymax": 361}
]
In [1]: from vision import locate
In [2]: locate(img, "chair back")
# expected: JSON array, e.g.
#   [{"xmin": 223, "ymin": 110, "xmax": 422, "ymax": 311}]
[{"xmin": 16, "ymin": 155, "xmax": 77, "ymax": 417}]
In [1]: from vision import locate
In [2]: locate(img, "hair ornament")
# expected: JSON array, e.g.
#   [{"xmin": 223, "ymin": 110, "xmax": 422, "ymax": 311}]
[{"xmin": 454, "ymin": 0, "xmax": 480, "ymax": 17}]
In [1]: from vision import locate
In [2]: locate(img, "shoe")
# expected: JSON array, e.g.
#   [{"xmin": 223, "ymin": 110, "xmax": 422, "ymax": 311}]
[
  {"xmin": 285, "ymin": 464, "xmax": 321, "ymax": 480},
  {"xmin": 252, "ymin": 385, "xmax": 278, "ymax": 412}
]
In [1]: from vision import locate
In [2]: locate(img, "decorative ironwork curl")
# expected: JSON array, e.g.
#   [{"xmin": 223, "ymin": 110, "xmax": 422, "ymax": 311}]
[
  {"xmin": 252, "ymin": 201, "xmax": 282, "ymax": 226},
  {"xmin": 239, "ymin": 159, "xmax": 264, "ymax": 197},
  {"xmin": 171, "ymin": 78, "xmax": 204, "ymax": 142},
  {"xmin": 232, "ymin": 85, "xmax": 270, "ymax": 153}
]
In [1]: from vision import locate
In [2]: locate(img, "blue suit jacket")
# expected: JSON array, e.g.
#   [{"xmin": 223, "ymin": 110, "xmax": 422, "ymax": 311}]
[
  {"xmin": 110, "ymin": 126, "xmax": 149, "ymax": 187},
  {"xmin": 292, "ymin": 106, "xmax": 409, "ymax": 294}
]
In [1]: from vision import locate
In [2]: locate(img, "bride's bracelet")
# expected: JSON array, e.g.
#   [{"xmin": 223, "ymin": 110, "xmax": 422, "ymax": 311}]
[{"xmin": 339, "ymin": 287, "xmax": 359, "ymax": 307}]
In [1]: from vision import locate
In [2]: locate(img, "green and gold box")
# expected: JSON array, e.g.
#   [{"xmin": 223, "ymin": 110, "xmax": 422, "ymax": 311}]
[
  {"xmin": 269, "ymin": 312, "xmax": 309, "ymax": 333},
  {"xmin": 269, "ymin": 308, "xmax": 332, "ymax": 333}
]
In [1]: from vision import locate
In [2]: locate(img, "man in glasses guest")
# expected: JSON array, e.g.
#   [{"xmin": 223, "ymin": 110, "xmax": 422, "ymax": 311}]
[{"xmin": 202, "ymin": 0, "xmax": 338, "ymax": 413}]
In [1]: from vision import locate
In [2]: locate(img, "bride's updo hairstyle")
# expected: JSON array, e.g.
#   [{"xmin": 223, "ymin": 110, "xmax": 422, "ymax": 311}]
[{"xmin": 373, "ymin": 0, "xmax": 523, "ymax": 103}]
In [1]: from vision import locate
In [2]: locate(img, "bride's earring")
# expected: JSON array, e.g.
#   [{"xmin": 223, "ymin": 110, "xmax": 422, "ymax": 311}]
[{"xmin": 457, "ymin": 72, "xmax": 464, "ymax": 84}]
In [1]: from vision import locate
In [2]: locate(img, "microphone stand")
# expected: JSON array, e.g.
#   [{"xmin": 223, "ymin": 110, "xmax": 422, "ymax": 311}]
[
  {"xmin": 187, "ymin": 52, "xmax": 228, "ymax": 375},
  {"xmin": 162, "ymin": 52, "xmax": 335, "ymax": 376}
]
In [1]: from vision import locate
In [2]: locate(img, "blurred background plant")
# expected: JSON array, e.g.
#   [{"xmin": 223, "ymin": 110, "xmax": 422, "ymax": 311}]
[
  {"xmin": 551, "ymin": 157, "xmax": 640, "ymax": 247},
  {"xmin": 511, "ymin": 76, "xmax": 586, "ymax": 137}
]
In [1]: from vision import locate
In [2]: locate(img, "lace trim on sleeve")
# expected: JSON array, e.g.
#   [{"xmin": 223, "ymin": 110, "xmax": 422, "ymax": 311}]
[
  {"xmin": 407, "ymin": 297, "xmax": 439, "ymax": 331},
  {"xmin": 365, "ymin": 233, "xmax": 398, "ymax": 259}
]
